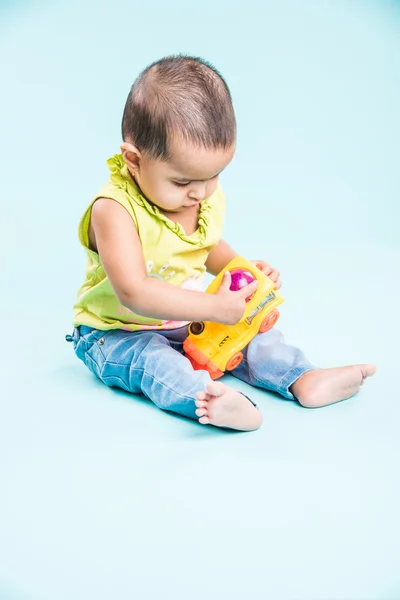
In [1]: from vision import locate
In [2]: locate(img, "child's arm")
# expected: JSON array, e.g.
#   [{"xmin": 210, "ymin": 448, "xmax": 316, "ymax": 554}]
[
  {"xmin": 205, "ymin": 239, "xmax": 238, "ymax": 276},
  {"xmin": 90, "ymin": 199, "xmax": 258, "ymax": 326}
]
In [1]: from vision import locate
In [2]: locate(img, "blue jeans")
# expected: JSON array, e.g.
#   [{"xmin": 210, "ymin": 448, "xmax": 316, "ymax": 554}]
[{"xmin": 71, "ymin": 325, "xmax": 314, "ymax": 420}]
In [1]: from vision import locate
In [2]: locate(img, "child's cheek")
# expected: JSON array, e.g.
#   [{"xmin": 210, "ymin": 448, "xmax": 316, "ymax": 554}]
[
  {"xmin": 206, "ymin": 179, "xmax": 218, "ymax": 198},
  {"xmin": 168, "ymin": 184, "xmax": 182, "ymax": 203}
]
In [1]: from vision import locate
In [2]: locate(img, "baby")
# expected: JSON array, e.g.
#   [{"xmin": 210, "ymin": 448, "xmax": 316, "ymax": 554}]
[{"xmin": 69, "ymin": 55, "xmax": 376, "ymax": 431}]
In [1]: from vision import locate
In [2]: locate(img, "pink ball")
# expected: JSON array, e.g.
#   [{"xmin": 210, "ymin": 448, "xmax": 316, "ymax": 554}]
[{"xmin": 229, "ymin": 268, "xmax": 256, "ymax": 302}]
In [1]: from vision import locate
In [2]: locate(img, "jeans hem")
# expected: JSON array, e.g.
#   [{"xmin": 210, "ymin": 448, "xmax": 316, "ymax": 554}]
[{"xmin": 278, "ymin": 365, "xmax": 315, "ymax": 400}]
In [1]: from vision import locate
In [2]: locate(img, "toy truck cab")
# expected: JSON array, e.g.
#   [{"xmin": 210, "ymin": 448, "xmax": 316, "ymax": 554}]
[{"xmin": 183, "ymin": 257, "xmax": 284, "ymax": 379}]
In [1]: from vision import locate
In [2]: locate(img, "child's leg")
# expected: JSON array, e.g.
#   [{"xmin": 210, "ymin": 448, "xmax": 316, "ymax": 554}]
[
  {"xmin": 72, "ymin": 327, "xmax": 261, "ymax": 431},
  {"xmin": 231, "ymin": 329, "xmax": 376, "ymax": 408}
]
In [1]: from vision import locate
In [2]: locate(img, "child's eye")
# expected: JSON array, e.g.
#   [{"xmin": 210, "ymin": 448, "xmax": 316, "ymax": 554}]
[{"xmin": 173, "ymin": 181, "xmax": 190, "ymax": 187}]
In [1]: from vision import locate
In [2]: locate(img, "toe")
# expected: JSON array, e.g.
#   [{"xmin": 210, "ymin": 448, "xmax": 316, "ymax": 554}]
[
  {"xmin": 195, "ymin": 399, "xmax": 207, "ymax": 408},
  {"xmin": 205, "ymin": 381, "xmax": 225, "ymax": 397},
  {"xmin": 199, "ymin": 416, "xmax": 210, "ymax": 425},
  {"xmin": 362, "ymin": 364, "xmax": 376, "ymax": 378},
  {"xmin": 196, "ymin": 391, "xmax": 206, "ymax": 401},
  {"xmin": 196, "ymin": 408, "xmax": 208, "ymax": 417}
]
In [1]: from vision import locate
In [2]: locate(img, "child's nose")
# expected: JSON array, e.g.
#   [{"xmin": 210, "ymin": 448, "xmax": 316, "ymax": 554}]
[{"xmin": 188, "ymin": 182, "xmax": 207, "ymax": 201}]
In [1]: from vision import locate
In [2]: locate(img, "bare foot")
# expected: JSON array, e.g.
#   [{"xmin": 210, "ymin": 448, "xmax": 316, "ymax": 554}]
[
  {"xmin": 291, "ymin": 364, "xmax": 376, "ymax": 408},
  {"xmin": 195, "ymin": 381, "xmax": 263, "ymax": 431}
]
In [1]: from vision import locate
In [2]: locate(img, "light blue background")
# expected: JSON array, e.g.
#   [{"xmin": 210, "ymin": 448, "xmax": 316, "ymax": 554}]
[{"xmin": 1, "ymin": 1, "xmax": 399, "ymax": 599}]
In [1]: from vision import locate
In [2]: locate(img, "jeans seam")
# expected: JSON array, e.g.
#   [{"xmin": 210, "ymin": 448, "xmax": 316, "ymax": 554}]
[
  {"xmin": 141, "ymin": 366, "xmax": 201, "ymax": 401},
  {"xmin": 102, "ymin": 374, "xmax": 130, "ymax": 389},
  {"xmin": 85, "ymin": 352, "xmax": 99, "ymax": 375},
  {"xmin": 100, "ymin": 359, "xmax": 202, "ymax": 402}
]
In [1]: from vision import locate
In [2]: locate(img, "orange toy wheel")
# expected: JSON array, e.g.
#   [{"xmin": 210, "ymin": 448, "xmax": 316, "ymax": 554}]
[
  {"xmin": 259, "ymin": 309, "xmax": 280, "ymax": 334},
  {"xmin": 226, "ymin": 352, "xmax": 243, "ymax": 371}
]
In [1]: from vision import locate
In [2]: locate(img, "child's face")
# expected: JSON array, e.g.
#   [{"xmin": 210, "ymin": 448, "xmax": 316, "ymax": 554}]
[{"xmin": 121, "ymin": 139, "xmax": 235, "ymax": 213}]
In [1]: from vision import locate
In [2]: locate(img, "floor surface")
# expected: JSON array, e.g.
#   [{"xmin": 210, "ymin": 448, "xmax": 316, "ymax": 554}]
[{"xmin": 1, "ymin": 1, "xmax": 399, "ymax": 598}]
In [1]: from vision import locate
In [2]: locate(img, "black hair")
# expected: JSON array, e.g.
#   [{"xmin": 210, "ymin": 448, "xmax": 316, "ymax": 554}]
[{"xmin": 121, "ymin": 54, "xmax": 236, "ymax": 160}]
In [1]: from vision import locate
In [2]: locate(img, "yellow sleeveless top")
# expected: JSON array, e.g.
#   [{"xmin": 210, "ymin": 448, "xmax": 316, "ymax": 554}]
[{"xmin": 73, "ymin": 154, "xmax": 225, "ymax": 331}]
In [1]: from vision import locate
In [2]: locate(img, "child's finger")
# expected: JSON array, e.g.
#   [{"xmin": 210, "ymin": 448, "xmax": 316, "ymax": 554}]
[
  {"xmin": 256, "ymin": 262, "xmax": 272, "ymax": 275},
  {"xmin": 255, "ymin": 261, "xmax": 268, "ymax": 271},
  {"xmin": 218, "ymin": 271, "xmax": 232, "ymax": 289},
  {"xmin": 238, "ymin": 279, "xmax": 258, "ymax": 297},
  {"xmin": 268, "ymin": 269, "xmax": 280, "ymax": 282}
]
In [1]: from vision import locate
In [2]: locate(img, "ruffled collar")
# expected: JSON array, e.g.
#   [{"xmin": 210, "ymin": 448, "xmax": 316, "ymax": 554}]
[{"xmin": 107, "ymin": 154, "xmax": 212, "ymax": 245}]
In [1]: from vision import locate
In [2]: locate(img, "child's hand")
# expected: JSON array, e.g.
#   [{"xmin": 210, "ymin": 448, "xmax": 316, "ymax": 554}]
[
  {"xmin": 214, "ymin": 271, "xmax": 259, "ymax": 325},
  {"xmin": 251, "ymin": 260, "xmax": 281, "ymax": 290}
]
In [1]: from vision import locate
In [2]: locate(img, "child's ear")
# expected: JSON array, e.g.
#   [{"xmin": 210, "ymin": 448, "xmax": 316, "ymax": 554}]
[{"xmin": 121, "ymin": 142, "xmax": 141, "ymax": 172}]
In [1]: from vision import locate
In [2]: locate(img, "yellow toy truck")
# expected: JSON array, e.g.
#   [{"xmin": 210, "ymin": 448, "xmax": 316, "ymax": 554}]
[{"xmin": 183, "ymin": 256, "xmax": 284, "ymax": 379}]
